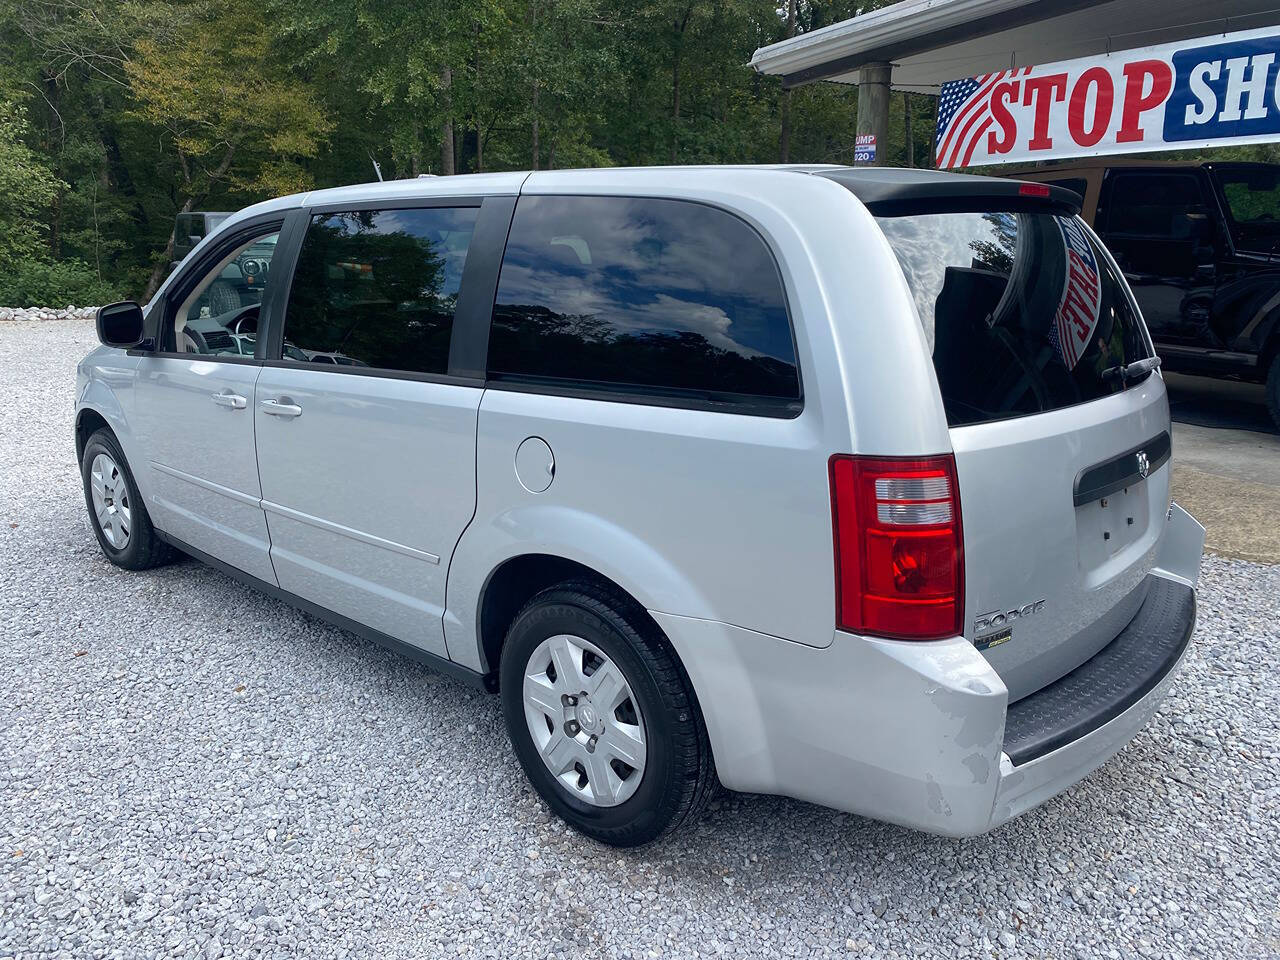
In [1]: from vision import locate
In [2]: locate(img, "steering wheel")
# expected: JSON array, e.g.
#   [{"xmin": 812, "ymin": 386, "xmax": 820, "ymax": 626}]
[{"xmin": 229, "ymin": 304, "xmax": 260, "ymax": 336}]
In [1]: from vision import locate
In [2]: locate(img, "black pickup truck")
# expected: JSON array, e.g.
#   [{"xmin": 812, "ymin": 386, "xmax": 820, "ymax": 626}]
[{"xmin": 1006, "ymin": 160, "xmax": 1280, "ymax": 428}]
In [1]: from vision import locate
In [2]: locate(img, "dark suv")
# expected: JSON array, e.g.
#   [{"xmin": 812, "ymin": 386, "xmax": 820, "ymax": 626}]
[{"xmin": 1007, "ymin": 160, "xmax": 1280, "ymax": 427}]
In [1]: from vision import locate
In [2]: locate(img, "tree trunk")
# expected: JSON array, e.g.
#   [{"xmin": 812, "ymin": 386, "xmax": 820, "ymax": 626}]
[
  {"xmin": 51, "ymin": 190, "xmax": 62, "ymax": 260},
  {"xmin": 904, "ymin": 91, "xmax": 914, "ymax": 167},
  {"xmin": 143, "ymin": 195, "xmax": 196, "ymax": 300},
  {"xmin": 142, "ymin": 144, "xmax": 236, "ymax": 300},
  {"xmin": 779, "ymin": 92, "xmax": 792, "ymax": 163},
  {"xmin": 669, "ymin": 7, "xmax": 693, "ymax": 164},
  {"xmin": 530, "ymin": 0, "xmax": 540, "ymax": 170},
  {"xmin": 671, "ymin": 50, "xmax": 681, "ymax": 164},
  {"xmin": 779, "ymin": 0, "xmax": 797, "ymax": 162},
  {"xmin": 926, "ymin": 94, "xmax": 938, "ymax": 168},
  {"xmin": 474, "ymin": 29, "xmax": 484, "ymax": 173},
  {"xmin": 440, "ymin": 66, "xmax": 456, "ymax": 176},
  {"xmin": 531, "ymin": 81, "xmax": 540, "ymax": 170}
]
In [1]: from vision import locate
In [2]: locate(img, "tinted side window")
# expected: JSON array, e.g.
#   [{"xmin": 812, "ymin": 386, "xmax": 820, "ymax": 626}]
[
  {"xmin": 1102, "ymin": 174, "xmax": 1205, "ymax": 236},
  {"xmin": 488, "ymin": 196, "xmax": 800, "ymax": 407},
  {"xmin": 282, "ymin": 207, "xmax": 479, "ymax": 375}
]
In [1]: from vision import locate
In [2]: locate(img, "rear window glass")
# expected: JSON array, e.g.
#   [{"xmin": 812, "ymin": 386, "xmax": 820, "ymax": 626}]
[
  {"xmin": 877, "ymin": 211, "xmax": 1151, "ymax": 427},
  {"xmin": 487, "ymin": 196, "xmax": 800, "ymax": 410}
]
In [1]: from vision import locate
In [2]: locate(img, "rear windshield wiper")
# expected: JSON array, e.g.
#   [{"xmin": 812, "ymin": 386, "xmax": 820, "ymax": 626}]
[{"xmin": 1102, "ymin": 355, "xmax": 1161, "ymax": 385}]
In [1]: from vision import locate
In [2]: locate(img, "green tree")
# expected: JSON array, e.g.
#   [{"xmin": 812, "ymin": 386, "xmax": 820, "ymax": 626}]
[
  {"xmin": 0, "ymin": 0, "xmax": 944, "ymax": 305},
  {"xmin": 124, "ymin": 0, "xmax": 333, "ymax": 292},
  {"xmin": 9, "ymin": 0, "xmax": 333, "ymax": 295},
  {"xmin": 0, "ymin": 96, "xmax": 64, "ymax": 263}
]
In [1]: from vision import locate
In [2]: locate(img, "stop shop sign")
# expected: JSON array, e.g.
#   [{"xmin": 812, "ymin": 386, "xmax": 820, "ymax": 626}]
[{"xmin": 936, "ymin": 26, "xmax": 1280, "ymax": 168}]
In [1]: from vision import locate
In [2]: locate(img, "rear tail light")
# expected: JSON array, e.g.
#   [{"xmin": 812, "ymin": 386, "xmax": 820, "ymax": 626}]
[
  {"xmin": 829, "ymin": 455, "xmax": 964, "ymax": 640},
  {"xmin": 1018, "ymin": 182, "xmax": 1052, "ymax": 197}
]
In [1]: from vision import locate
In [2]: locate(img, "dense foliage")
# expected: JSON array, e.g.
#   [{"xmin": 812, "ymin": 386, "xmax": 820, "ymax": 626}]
[
  {"xmin": 8, "ymin": 1, "xmax": 1280, "ymax": 307},
  {"xmin": 3, "ymin": 0, "xmax": 949, "ymax": 303}
]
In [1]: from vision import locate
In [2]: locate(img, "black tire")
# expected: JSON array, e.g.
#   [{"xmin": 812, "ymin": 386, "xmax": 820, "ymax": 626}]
[
  {"xmin": 499, "ymin": 580, "xmax": 715, "ymax": 847},
  {"xmin": 1266, "ymin": 352, "xmax": 1280, "ymax": 432},
  {"xmin": 80, "ymin": 428, "xmax": 175, "ymax": 570}
]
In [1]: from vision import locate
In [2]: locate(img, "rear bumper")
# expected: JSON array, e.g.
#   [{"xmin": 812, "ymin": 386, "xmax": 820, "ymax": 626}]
[
  {"xmin": 654, "ymin": 504, "xmax": 1204, "ymax": 837},
  {"xmin": 989, "ymin": 574, "xmax": 1195, "ymax": 831}
]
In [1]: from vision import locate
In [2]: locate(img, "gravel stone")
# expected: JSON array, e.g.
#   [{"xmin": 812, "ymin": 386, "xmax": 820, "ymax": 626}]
[
  {"xmin": 2, "ymin": 318, "xmax": 1279, "ymax": 959},
  {"xmin": 0, "ymin": 305, "xmax": 97, "ymax": 322}
]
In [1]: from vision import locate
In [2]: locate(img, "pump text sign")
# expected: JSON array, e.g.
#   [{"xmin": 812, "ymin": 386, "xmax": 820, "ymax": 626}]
[{"xmin": 935, "ymin": 27, "xmax": 1280, "ymax": 168}]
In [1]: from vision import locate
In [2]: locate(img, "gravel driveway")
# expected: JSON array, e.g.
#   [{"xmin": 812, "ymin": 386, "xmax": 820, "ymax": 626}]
[{"xmin": 2, "ymin": 319, "xmax": 1278, "ymax": 960}]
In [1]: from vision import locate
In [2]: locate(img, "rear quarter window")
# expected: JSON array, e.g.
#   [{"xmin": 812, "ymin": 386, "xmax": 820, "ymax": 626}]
[
  {"xmin": 877, "ymin": 210, "xmax": 1151, "ymax": 427},
  {"xmin": 487, "ymin": 195, "xmax": 801, "ymax": 412}
]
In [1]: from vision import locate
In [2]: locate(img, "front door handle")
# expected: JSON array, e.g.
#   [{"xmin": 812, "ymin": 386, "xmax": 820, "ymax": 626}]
[
  {"xmin": 211, "ymin": 391, "xmax": 247, "ymax": 410},
  {"xmin": 260, "ymin": 398, "xmax": 303, "ymax": 419}
]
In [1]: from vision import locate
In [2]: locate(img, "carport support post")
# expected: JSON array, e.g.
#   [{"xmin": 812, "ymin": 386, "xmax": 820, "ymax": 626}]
[{"xmin": 855, "ymin": 61, "xmax": 892, "ymax": 166}]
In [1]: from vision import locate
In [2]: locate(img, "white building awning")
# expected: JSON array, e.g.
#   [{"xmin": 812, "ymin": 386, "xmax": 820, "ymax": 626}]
[{"xmin": 751, "ymin": 0, "xmax": 1280, "ymax": 92}]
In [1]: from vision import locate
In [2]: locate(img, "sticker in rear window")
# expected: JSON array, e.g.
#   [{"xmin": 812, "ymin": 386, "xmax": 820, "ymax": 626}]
[{"xmin": 1049, "ymin": 216, "xmax": 1102, "ymax": 371}]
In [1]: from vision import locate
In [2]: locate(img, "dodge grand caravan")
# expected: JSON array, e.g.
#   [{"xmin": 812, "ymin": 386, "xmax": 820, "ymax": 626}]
[{"xmin": 79, "ymin": 166, "xmax": 1204, "ymax": 846}]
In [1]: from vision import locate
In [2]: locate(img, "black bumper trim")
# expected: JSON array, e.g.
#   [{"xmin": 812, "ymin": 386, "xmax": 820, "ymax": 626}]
[{"xmin": 1003, "ymin": 575, "xmax": 1196, "ymax": 766}]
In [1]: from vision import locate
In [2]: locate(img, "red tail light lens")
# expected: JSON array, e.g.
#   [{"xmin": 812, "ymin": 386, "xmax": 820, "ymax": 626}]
[
  {"xmin": 829, "ymin": 455, "xmax": 964, "ymax": 640},
  {"xmin": 1018, "ymin": 182, "xmax": 1052, "ymax": 197}
]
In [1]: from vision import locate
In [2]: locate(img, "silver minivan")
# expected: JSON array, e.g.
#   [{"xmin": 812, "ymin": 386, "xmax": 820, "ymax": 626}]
[{"xmin": 78, "ymin": 166, "xmax": 1204, "ymax": 846}]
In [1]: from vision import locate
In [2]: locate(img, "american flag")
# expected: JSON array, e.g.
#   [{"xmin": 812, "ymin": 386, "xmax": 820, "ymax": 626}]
[{"xmin": 934, "ymin": 68, "xmax": 1031, "ymax": 169}]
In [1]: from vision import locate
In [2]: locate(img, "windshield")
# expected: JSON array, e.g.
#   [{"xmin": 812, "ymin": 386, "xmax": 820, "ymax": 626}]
[
  {"xmin": 1215, "ymin": 166, "xmax": 1280, "ymax": 241},
  {"xmin": 877, "ymin": 210, "xmax": 1152, "ymax": 427}
]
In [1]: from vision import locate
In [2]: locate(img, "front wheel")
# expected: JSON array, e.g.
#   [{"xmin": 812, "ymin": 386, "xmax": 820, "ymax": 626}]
[
  {"xmin": 499, "ymin": 581, "xmax": 715, "ymax": 847},
  {"xmin": 80, "ymin": 428, "xmax": 174, "ymax": 570}
]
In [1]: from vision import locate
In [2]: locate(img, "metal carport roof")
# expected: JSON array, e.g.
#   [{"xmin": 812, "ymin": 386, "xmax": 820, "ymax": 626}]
[{"xmin": 751, "ymin": 0, "xmax": 1280, "ymax": 91}]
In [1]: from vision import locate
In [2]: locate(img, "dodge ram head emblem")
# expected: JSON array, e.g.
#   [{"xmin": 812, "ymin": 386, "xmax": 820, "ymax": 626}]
[{"xmin": 1136, "ymin": 450, "xmax": 1150, "ymax": 478}]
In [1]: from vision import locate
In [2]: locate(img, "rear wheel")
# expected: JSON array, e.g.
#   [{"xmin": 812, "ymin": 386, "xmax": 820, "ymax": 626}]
[
  {"xmin": 1266, "ymin": 352, "xmax": 1280, "ymax": 431},
  {"xmin": 80, "ymin": 428, "xmax": 174, "ymax": 570},
  {"xmin": 499, "ymin": 581, "xmax": 714, "ymax": 847}
]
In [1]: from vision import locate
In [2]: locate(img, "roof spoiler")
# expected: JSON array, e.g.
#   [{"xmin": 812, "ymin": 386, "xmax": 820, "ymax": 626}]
[{"xmin": 816, "ymin": 169, "xmax": 1082, "ymax": 218}]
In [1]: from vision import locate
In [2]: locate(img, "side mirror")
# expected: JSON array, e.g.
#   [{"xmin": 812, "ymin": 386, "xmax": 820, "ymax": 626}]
[{"xmin": 96, "ymin": 301, "xmax": 147, "ymax": 349}]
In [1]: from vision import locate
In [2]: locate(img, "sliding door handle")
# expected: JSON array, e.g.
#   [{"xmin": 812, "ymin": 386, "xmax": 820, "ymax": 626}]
[
  {"xmin": 260, "ymin": 398, "xmax": 303, "ymax": 419},
  {"xmin": 211, "ymin": 391, "xmax": 247, "ymax": 410}
]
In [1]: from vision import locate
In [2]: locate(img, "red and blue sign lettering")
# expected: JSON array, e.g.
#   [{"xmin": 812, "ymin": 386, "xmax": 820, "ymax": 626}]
[
  {"xmin": 936, "ymin": 27, "xmax": 1280, "ymax": 168},
  {"xmin": 1049, "ymin": 217, "xmax": 1102, "ymax": 371}
]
